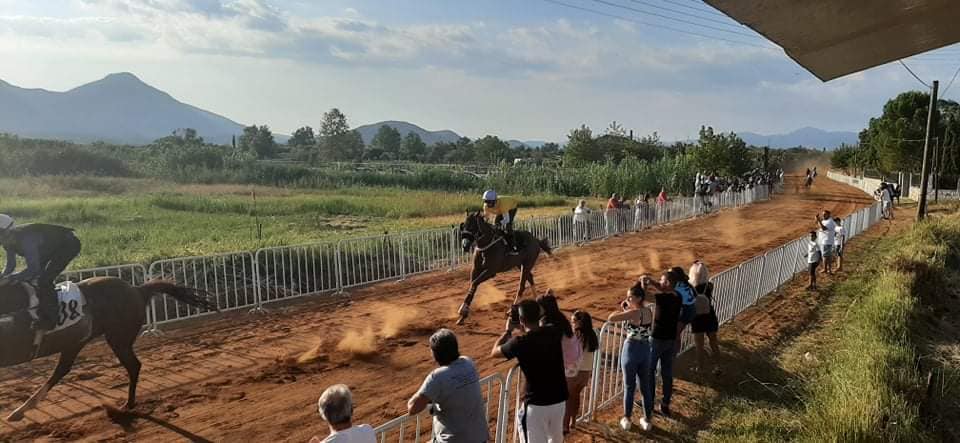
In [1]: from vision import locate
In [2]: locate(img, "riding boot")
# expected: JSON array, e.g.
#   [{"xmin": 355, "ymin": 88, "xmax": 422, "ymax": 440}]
[
  {"xmin": 35, "ymin": 284, "xmax": 58, "ymax": 331},
  {"xmin": 505, "ymin": 227, "xmax": 518, "ymax": 253}
]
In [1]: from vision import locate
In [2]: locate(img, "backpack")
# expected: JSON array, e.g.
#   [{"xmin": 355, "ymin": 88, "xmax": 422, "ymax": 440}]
[{"xmin": 694, "ymin": 282, "xmax": 713, "ymax": 316}]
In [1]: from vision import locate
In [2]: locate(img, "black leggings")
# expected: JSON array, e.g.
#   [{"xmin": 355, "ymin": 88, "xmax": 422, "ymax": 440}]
[
  {"xmin": 38, "ymin": 233, "xmax": 82, "ymax": 288},
  {"xmin": 494, "ymin": 208, "xmax": 518, "ymax": 232}
]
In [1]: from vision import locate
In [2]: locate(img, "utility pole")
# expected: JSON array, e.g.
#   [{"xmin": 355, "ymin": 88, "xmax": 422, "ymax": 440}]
[
  {"xmin": 933, "ymin": 137, "xmax": 940, "ymax": 203},
  {"xmin": 918, "ymin": 80, "xmax": 939, "ymax": 221}
]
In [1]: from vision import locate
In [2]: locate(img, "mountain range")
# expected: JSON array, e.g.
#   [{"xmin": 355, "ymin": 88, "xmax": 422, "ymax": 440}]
[
  {"xmin": 0, "ymin": 72, "xmax": 246, "ymax": 145},
  {"xmin": 0, "ymin": 73, "xmax": 857, "ymax": 149},
  {"xmin": 736, "ymin": 127, "xmax": 858, "ymax": 149}
]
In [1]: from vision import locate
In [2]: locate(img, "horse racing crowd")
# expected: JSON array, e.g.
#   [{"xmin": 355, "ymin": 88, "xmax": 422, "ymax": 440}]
[{"xmin": 310, "ymin": 262, "xmax": 722, "ymax": 443}]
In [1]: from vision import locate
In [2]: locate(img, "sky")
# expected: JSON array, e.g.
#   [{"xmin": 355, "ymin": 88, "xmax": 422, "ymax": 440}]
[{"xmin": 2, "ymin": 0, "xmax": 960, "ymax": 142}]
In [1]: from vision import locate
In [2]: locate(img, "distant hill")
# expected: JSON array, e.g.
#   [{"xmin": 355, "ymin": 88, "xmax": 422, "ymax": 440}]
[
  {"xmin": 0, "ymin": 73, "xmax": 247, "ymax": 145},
  {"xmin": 737, "ymin": 127, "xmax": 858, "ymax": 149},
  {"xmin": 507, "ymin": 140, "xmax": 549, "ymax": 149},
  {"xmin": 354, "ymin": 121, "xmax": 462, "ymax": 146}
]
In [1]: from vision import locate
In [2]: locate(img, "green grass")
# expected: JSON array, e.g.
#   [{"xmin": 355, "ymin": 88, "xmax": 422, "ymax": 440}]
[
  {"xmin": 706, "ymin": 210, "xmax": 960, "ymax": 442},
  {"xmin": 0, "ymin": 176, "xmax": 578, "ymax": 268}
]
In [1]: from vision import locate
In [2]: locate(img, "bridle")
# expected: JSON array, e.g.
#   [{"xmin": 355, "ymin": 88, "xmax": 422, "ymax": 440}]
[{"xmin": 461, "ymin": 214, "xmax": 504, "ymax": 252}]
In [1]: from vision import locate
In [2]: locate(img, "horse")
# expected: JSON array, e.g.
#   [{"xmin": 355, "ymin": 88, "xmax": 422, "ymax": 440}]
[
  {"xmin": 456, "ymin": 211, "xmax": 552, "ymax": 325},
  {"xmin": 803, "ymin": 174, "xmax": 814, "ymax": 191},
  {"xmin": 0, "ymin": 277, "xmax": 215, "ymax": 422}
]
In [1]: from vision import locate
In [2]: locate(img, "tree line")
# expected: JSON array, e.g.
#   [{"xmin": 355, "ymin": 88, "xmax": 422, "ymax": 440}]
[{"xmin": 832, "ymin": 91, "xmax": 960, "ymax": 177}]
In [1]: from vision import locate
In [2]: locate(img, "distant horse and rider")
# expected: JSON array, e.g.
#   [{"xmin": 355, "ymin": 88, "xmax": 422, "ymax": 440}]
[
  {"xmin": 456, "ymin": 191, "xmax": 552, "ymax": 325},
  {"xmin": 0, "ymin": 214, "xmax": 215, "ymax": 421}
]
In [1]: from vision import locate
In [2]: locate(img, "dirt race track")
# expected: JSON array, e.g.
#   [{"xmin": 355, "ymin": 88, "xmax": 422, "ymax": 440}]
[{"xmin": 0, "ymin": 176, "xmax": 873, "ymax": 442}]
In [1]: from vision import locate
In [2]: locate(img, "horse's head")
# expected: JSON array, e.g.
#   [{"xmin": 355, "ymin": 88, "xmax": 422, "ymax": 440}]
[{"xmin": 459, "ymin": 211, "xmax": 485, "ymax": 252}]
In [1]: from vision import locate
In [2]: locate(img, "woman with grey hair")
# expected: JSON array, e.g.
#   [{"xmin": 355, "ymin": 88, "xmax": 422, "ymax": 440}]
[{"xmin": 311, "ymin": 384, "xmax": 376, "ymax": 443}]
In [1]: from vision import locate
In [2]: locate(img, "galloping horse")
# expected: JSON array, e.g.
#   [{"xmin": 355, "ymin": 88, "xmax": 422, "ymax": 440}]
[
  {"xmin": 0, "ymin": 277, "xmax": 215, "ymax": 421},
  {"xmin": 457, "ymin": 211, "xmax": 551, "ymax": 325}
]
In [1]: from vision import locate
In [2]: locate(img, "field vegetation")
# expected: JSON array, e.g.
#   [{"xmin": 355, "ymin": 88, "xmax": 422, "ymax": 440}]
[{"xmin": 706, "ymin": 207, "xmax": 960, "ymax": 442}]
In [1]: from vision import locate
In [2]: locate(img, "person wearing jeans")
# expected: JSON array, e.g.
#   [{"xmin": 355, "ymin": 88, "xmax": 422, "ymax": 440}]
[
  {"xmin": 608, "ymin": 281, "xmax": 654, "ymax": 432},
  {"xmin": 645, "ymin": 273, "xmax": 682, "ymax": 420}
]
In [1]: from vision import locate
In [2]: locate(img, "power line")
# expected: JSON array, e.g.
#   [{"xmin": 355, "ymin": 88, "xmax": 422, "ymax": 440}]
[
  {"xmin": 941, "ymin": 62, "xmax": 960, "ymax": 97},
  {"xmin": 660, "ymin": 0, "xmax": 730, "ymax": 18},
  {"xmin": 624, "ymin": 0, "xmax": 743, "ymax": 28},
  {"xmin": 590, "ymin": 0, "xmax": 761, "ymax": 39},
  {"xmin": 541, "ymin": 0, "xmax": 779, "ymax": 50},
  {"xmin": 899, "ymin": 59, "xmax": 932, "ymax": 89}
]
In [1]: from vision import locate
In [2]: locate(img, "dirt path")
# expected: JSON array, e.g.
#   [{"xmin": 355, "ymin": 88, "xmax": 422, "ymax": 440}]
[{"xmin": 0, "ymin": 177, "xmax": 872, "ymax": 442}]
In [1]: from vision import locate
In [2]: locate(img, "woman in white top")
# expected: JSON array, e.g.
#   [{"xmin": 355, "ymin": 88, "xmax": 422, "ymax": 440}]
[
  {"xmin": 564, "ymin": 310, "xmax": 599, "ymax": 435},
  {"xmin": 572, "ymin": 199, "xmax": 591, "ymax": 245}
]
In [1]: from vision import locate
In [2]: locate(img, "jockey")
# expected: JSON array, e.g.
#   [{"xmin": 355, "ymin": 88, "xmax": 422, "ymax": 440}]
[
  {"xmin": 482, "ymin": 190, "xmax": 519, "ymax": 252},
  {"xmin": 0, "ymin": 214, "xmax": 82, "ymax": 331}
]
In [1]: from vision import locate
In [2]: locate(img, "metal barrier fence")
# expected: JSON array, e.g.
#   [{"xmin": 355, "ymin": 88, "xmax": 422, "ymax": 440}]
[
  {"xmin": 492, "ymin": 200, "xmax": 882, "ymax": 443},
  {"xmin": 52, "ymin": 182, "xmax": 776, "ymax": 336},
  {"xmin": 373, "ymin": 373, "xmax": 507, "ymax": 443}
]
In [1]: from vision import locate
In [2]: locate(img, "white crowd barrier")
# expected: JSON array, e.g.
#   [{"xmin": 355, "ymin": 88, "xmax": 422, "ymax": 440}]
[
  {"xmin": 55, "ymin": 183, "xmax": 777, "ymax": 334},
  {"xmin": 373, "ymin": 180, "xmax": 882, "ymax": 443}
]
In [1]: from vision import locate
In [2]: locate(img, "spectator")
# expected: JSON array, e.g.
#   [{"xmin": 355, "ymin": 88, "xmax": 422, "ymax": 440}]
[
  {"xmin": 635, "ymin": 193, "xmax": 651, "ymax": 229},
  {"xmin": 537, "ymin": 291, "xmax": 582, "ymax": 433},
  {"xmin": 607, "ymin": 281, "xmax": 654, "ymax": 432},
  {"xmin": 816, "ymin": 210, "xmax": 837, "ymax": 275},
  {"xmin": 311, "ymin": 384, "xmax": 376, "ymax": 443},
  {"xmin": 667, "ymin": 267, "xmax": 697, "ymax": 353},
  {"xmin": 689, "ymin": 261, "xmax": 720, "ymax": 374},
  {"xmin": 806, "ymin": 231, "xmax": 821, "ymax": 291},
  {"xmin": 833, "ymin": 217, "xmax": 846, "ymax": 273},
  {"xmin": 606, "ymin": 193, "xmax": 621, "ymax": 237},
  {"xmin": 564, "ymin": 310, "xmax": 598, "ymax": 435},
  {"xmin": 880, "ymin": 183, "xmax": 894, "ymax": 220},
  {"xmin": 491, "ymin": 299, "xmax": 568, "ymax": 443},
  {"xmin": 407, "ymin": 329, "xmax": 488, "ymax": 443},
  {"xmin": 644, "ymin": 273, "xmax": 682, "ymax": 422},
  {"xmin": 572, "ymin": 200, "xmax": 591, "ymax": 245},
  {"xmin": 656, "ymin": 188, "xmax": 669, "ymax": 223}
]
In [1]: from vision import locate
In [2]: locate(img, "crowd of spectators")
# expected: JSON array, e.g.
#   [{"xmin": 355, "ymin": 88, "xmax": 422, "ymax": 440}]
[{"xmin": 312, "ymin": 259, "xmax": 723, "ymax": 442}]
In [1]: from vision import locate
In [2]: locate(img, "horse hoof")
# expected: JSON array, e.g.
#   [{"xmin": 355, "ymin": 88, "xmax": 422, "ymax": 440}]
[
  {"xmin": 7, "ymin": 411, "xmax": 24, "ymax": 422},
  {"xmin": 455, "ymin": 316, "xmax": 466, "ymax": 326}
]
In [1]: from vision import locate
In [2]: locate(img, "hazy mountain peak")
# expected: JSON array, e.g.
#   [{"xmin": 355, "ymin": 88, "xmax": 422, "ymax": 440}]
[{"xmin": 0, "ymin": 73, "xmax": 245, "ymax": 144}]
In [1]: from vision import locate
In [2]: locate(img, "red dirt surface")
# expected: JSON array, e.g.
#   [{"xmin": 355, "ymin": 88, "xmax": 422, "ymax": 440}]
[{"xmin": 0, "ymin": 177, "xmax": 872, "ymax": 442}]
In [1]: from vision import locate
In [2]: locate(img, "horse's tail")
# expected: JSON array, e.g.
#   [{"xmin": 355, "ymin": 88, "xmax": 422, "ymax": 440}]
[
  {"xmin": 136, "ymin": 279, "xmax": 219, "ymax": 312},
  {"xmin": 538, "ymin": 238, "xmax": 553, "ymax": 256}
]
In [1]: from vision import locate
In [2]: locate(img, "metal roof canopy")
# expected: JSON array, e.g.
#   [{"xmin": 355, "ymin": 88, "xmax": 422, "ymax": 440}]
[{"xmin": 705, "ymin": 0, "xmax": 960, "ymax": 82}]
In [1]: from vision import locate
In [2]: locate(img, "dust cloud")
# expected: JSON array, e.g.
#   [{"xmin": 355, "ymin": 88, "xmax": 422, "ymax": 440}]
[
  {"xmin": 473, "ymin": 284, "xmax": 508, "ymax": 308},
  {"xmin": 297, "ymin": 339, "xmax": 328, "ymax": 364},
  {"xmin": 378, "ymin": 304, "xmax": 421, "ymax": 338},
  {"xmin": 336, "ymin": 327, "xmax": 377, "ymax": 356}
]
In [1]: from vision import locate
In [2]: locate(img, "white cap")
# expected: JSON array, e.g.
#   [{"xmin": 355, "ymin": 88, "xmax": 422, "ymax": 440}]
[
  {"xmin": 482, "ymin": 190, "xmax": 497, "ymax": 201},
  {"xmin": 0, "ymin": 214, "xmax": 13, "ymax": 231}
]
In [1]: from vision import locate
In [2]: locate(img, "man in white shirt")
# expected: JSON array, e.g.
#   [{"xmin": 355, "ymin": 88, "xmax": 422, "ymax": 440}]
[
  {"xmin": 311, "ymin": 385, "xmax": 376, "ymax": 443},
  {"xmin": 572, "ymin": 200, "xmax": 591, "ymax": 245},
  {"xmin": 816, "ymin": 210, "xmax": 837, "ymax": 275}
]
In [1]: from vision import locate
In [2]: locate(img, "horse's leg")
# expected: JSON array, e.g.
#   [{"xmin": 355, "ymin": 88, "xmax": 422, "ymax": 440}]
[
  {"xmin": 515, "ymin": 265, "xmax": 530, "ymax": 304},
  {"xmin": 106, "ymin": 334, "xmax": 141, "ymax": 409},
  {"xmin": 457, "ymin": 269, "xmax": 492, "ymax": 325},
  {"xmin": 7, "ymin": 345, "xmax": 82, "ymax": 422}
]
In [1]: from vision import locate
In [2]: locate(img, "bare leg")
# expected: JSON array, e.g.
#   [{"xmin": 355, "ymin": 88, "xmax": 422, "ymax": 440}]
[
  {"xmin": 8, "ymin": 346, "xmax": 82, "ymax": 422},
  {"xmin": 694, "ymin": 333, "xmax": 706, "ymax": 370}
]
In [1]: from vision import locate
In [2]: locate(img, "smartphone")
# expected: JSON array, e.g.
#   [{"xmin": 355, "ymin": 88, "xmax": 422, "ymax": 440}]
[{"xmin": 510, "ymin": 304, "xmax": 520, "ymax": 324}]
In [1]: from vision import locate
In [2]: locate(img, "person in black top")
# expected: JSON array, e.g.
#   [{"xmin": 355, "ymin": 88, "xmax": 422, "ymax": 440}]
[
  {"xmin": 644, "ymin": 273, "xmax": 682, "ymax": 420},
  {"xmin": 492, "ymin": 299, "xmax": 568, "ymax": 443},
  {"xmin": 0, "ymin": 215, "xmax": 82, "ymax": 330}
]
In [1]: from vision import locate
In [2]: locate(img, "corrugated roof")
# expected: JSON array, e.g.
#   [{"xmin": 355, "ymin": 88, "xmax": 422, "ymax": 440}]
[{"xmin": 705, "ymin": 0, "xmax": 960, "ymax": 81}]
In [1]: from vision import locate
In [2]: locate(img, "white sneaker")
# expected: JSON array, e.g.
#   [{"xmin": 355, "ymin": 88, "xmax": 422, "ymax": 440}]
[
  {"xmin": 639, "ymin": 417, "xmax": 652, "ymax": 431},
  {"xmin": 619, "ymin": 417, "xmax": 631, "ymax": 431}
]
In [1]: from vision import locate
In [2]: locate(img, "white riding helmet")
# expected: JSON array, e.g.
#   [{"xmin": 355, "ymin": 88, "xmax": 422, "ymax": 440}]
[
  {"xmin": 482, "ymin": 190, "xmax": 497, "ymax": 201},
  {"xmin": 0, "ymin": 214, "xmax": 13, "ymax": 231}
]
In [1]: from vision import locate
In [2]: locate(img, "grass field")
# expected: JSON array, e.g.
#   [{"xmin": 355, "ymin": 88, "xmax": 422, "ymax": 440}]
[
  {"xmin": 706, "ymin": 205, "xmax": 960, "ymax": 442},
  {"xmin": 0, "ymin": 176, "xmax": 595, "ymax": 268}
]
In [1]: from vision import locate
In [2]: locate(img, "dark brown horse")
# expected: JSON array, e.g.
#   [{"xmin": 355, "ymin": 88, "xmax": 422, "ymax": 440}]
[
  {"xmin": 0, "ymin": 277, "xmax": 215, "ymax": 422},
  {"xmin": 457, "ymin": 211, "xmax": 551, "ymax": 325}
]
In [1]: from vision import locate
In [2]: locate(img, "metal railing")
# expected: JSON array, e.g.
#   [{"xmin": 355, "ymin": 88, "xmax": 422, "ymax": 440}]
[{"xmin": 373, "ymin": 373, "xmax": 507, "ymax": 443}]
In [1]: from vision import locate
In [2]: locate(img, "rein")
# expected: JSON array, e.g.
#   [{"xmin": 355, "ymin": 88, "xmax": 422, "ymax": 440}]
[{"xmin": 462, "ymin": 217, "xmax": 505, "ymax": 253}]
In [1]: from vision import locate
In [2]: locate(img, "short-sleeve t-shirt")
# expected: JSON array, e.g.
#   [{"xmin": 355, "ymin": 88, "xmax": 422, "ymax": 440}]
[
  {"xmin": 807, "ymin": 240, "xmax": 820, "ymax": 264},
  {"xmin": 500, "ymin": 326, "xmax": 569, "ymax": 406},
  {"xmin": 835, "ymin": 226, "xmax": 846, "ymax": 249},
  {"xmin": 415, "ymin": 357, "xmax": 489, "ymax": 443},
  {"xmin": 818, "ymin": 218, "xmax": 837, "ymax": 246},
  {"xmin": 652, "ymin": 293, "xmax": 682, "ymax": 340},
  {"xmin": 315, "ymin": 424, "xmax": 376, "ymax": 443}
]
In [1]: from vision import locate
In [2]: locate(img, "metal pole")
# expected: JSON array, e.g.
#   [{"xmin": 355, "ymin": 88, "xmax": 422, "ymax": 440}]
[{"xmin": 918, "ymin": 80, "xmax": 939, "ymax": 221}]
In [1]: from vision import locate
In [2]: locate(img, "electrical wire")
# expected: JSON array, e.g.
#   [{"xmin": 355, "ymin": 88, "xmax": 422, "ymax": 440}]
[
  {"xmin": 541, "ymin": 0, "xmax": 779, "ymax": 50},
  {"xmin": 624, "ymin": 0, "xmax": 743, "ymax": 28},
  {"xmin": 898, "ymin": 60, "xmax": 932, "ymax": 89},
  {"xmin": 590, "ymin": 0, "xmax": 760, "ymax": 39},
  {"xmin": 660, "ymin": 0, "xmax": 729, "ymax": 18},
  {"xmin": 941, "ymin": 62, "xmax": 960, "ymax": 97}
]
